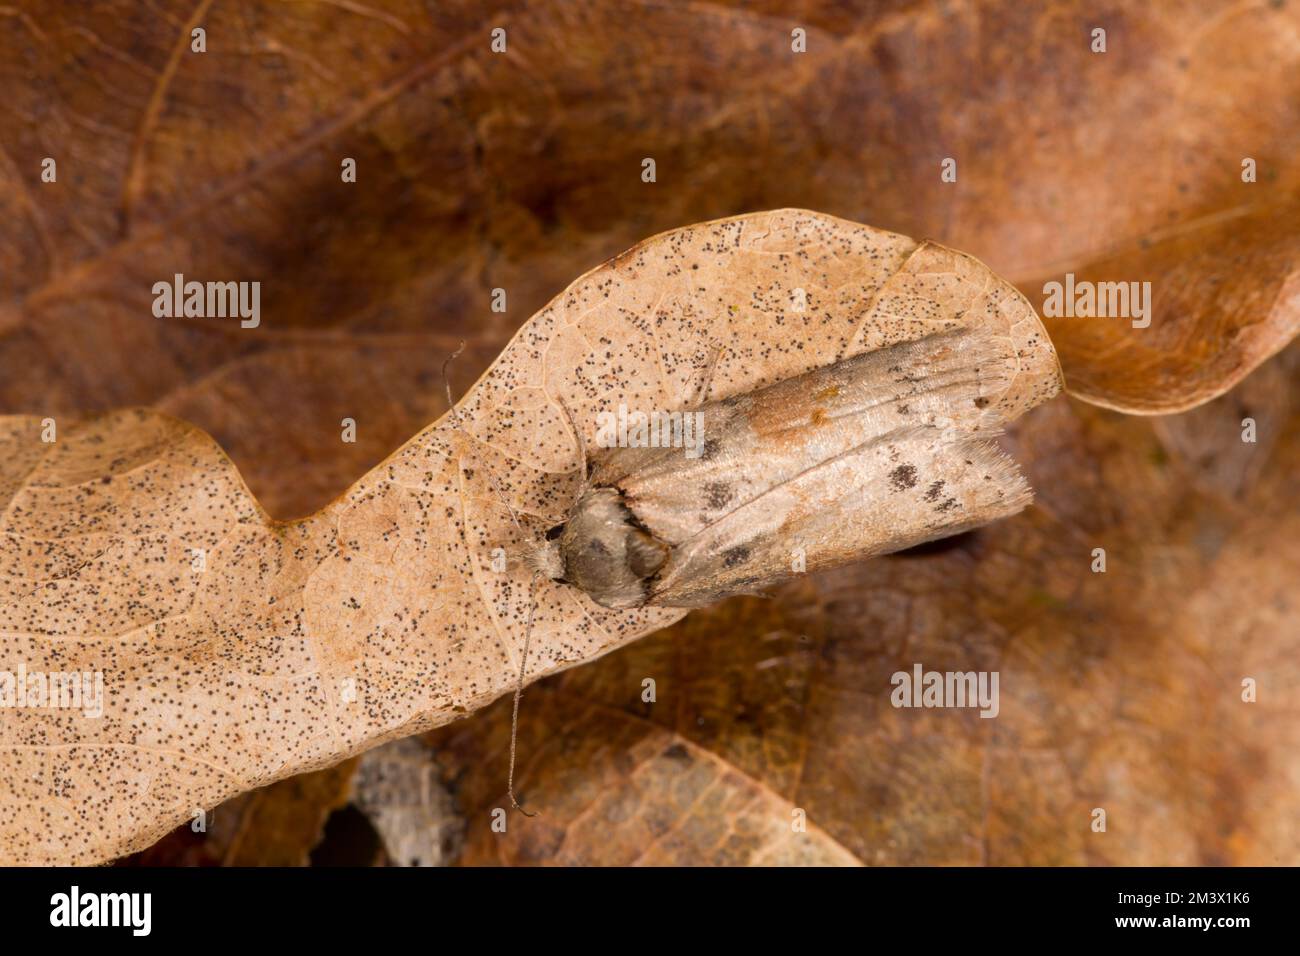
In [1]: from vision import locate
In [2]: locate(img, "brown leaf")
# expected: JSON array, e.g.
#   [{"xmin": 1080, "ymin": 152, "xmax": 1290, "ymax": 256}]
[
  {"xmin": 1028, "ymin": 204, "xmax": 1300, "ymax": 413},
  {"xmin": 434, "ymin": 687, "xmax": 862, "ymax": 865}
]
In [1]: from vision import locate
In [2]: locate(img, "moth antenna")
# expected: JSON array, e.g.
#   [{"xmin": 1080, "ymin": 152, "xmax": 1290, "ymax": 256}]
[
  {"xmin": 507, "ymin": 570, "xmax": 542, "ymax": 817},
  {"xmin": 440, "ymin": 340, "xmax": 466, "ymax": 422},
  {"xmin": 442, "ymin": 343, "xmax": 538, "ymax": 816},
  {"xmin": 553, "ymin": 392, "xmax": 591, "ymax": 482},
  {"xmin": 692, "ymin": 342, "xmax": 726, "ymax": 405}
]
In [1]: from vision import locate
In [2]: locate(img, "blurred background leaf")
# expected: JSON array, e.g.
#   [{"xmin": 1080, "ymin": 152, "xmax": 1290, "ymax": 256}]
[{"xmin": 3, "ymin": 0, "xmax": 1298, "ymax": 864}]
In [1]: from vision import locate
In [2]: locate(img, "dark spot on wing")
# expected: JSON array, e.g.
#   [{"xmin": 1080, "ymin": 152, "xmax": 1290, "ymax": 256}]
[
  {"xmin": 889, "ymin": 464, "xmax": 918, "ymax": 490},
  {"xmin": 722, "ymin": 546, "xmax": 750, "ymax": 568},
  {"xmin": 704, "ymin": 481, "xmax": 732, "ymax": 509}
]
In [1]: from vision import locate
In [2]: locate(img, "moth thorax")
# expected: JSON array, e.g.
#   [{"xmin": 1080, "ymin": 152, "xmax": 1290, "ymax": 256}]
[{"xmin": 558, "ymin": 487, "xmax": 670, "ymax": 609}]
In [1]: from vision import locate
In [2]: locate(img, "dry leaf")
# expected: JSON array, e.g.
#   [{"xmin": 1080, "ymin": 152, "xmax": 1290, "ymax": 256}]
[
  {"xmin": 0, "ymin": 210, "xmax": 1057, "ymax": 864},
  {"xmin": 1026, "ymin": 204, "xmax": 1300, "ymax": 413},
  {"xmin": 435, "ymin": 687, "xmax": 864, "ymax": 865}
]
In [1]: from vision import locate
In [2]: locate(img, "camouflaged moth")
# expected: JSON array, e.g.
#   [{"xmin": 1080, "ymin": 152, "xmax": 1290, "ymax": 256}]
[{"xmin": 533, "ymin": 325, "xmax": 1032, "ymax": 609}]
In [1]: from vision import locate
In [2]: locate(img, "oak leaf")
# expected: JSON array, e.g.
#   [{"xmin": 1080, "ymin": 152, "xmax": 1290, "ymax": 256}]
[{"xmin": 0, "ymin": 210, "xmax": 1057, "ymax": 864}]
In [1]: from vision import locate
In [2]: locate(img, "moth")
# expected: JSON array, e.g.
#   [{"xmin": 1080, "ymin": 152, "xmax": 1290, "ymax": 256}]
[
  {"xmin": 531, "ymin": 326, "xmax": 1031, "ymax": 609},
  {"xmin": 449, "ymin": 324, "xmax": 1034, "ymax": 811}
]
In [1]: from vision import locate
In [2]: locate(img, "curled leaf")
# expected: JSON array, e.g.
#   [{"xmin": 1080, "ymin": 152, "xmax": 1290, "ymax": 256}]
[
  {"xmin": 0, "ymin": 210, "xmax": 1058, "ymax": 864},
  {"xmin": 1028, "ymin": 203, "xmax": 1300, "ymax": 414}
]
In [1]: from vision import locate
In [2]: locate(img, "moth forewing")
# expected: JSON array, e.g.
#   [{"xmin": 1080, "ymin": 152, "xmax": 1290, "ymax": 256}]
[
  {"xmin": 594, "ymin": 329, "xmax": 1014, "ymax": 537},
  {"xmin": 648, "ymin": 432, "xmax": 1030, "ymax": 607},
  {"xmin": 557, "ymin": 327, "xmax": 1035, "ymax": 609}
]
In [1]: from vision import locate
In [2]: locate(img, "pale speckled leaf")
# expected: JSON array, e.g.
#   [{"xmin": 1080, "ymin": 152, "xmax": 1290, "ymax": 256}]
[{"xmin": 0, "ymin": 209, "xmax": 1059, "ymax": 864}]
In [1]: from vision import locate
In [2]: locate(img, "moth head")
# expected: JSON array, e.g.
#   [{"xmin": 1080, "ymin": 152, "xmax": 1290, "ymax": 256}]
[{"xmin": 539, "ymin": 486, "xmax": 669, "ymax": 609}]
